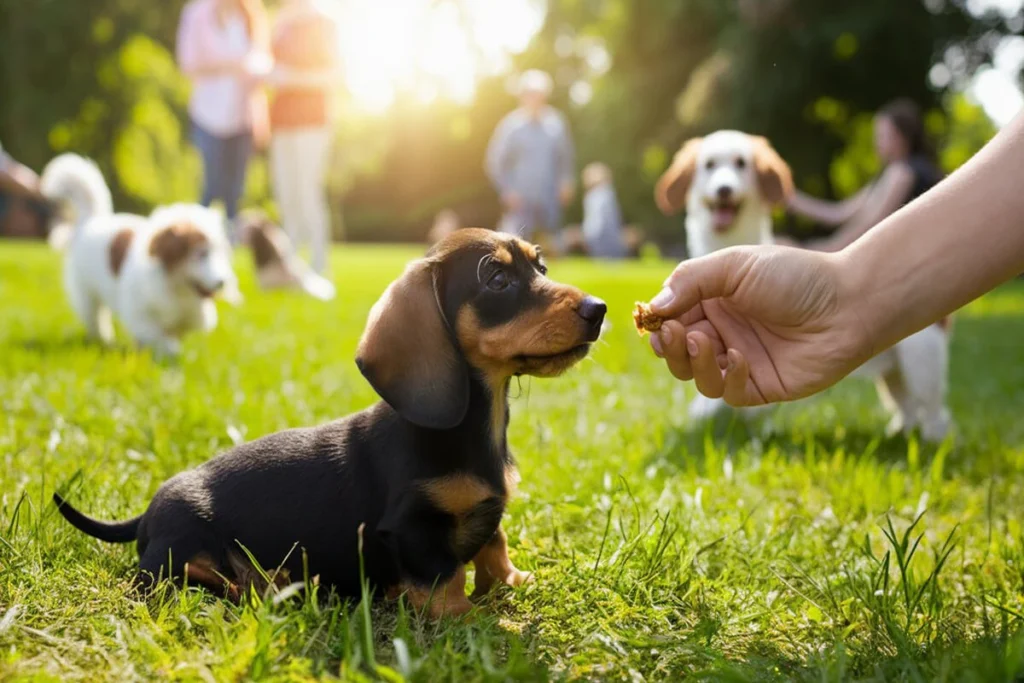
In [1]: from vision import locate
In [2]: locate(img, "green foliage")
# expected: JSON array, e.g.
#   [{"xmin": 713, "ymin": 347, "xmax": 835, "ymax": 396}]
[{"xmin": 1, "ymin": 243, "xmax": 1024, "ymax": 680}]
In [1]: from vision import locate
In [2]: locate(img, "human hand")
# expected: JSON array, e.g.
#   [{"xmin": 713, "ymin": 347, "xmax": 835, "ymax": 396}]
[
  {"xmin": 242, "ymin": 52, "xmax": 274, "ymax": 81},
  {"xmin": 502, "ymin": 191, "xmax": 523, "ymax": 212},
  {"xmin": 646, "ymin": 246, "xmax": 874, "ymax": 406}
]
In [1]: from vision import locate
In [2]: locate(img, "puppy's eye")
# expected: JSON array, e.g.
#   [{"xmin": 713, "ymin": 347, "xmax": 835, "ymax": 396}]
[
  {"xmin": 705, "ymin": 159, "xmax": 716, "ymax": 170},
  {"xmin": 196, "ymin": 247, "xmax": 211, "ymax": 260},
  {"xmin": 536, "ymin": 260, "xmax": 548, "ymax": 275},
  {"xmin": 487, "ymin": 270, "xmax": 510, "ymax": 291},
  {"xmin": 735, "ymin": 157, "xmax": 747, "ymax": 169}
]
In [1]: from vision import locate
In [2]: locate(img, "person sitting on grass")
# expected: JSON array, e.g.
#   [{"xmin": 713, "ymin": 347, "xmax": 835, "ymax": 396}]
[{"xmin": 581, "ymin": 162, "xmax": 627, "ymax": 260}]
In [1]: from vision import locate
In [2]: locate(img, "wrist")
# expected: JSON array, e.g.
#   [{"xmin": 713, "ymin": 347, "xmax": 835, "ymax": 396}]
[{"xmin": 832, "ymin": 248, "xmax": 891, "ymax": 362}]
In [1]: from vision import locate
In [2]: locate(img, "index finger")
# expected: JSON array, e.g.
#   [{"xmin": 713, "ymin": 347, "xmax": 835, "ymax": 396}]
[{"xmin": 648, "ymin": 249, "xmax": 743, "ymax": 319}]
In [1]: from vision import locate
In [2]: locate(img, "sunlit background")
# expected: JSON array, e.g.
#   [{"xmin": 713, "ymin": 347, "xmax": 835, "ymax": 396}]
[
  {"xmin": 337, "ymin": 0, "xmax": 545, "ymax": 112},
  {"xmin": 1, "ymin": 0, "xmax": 1023, "ymax": 243}
]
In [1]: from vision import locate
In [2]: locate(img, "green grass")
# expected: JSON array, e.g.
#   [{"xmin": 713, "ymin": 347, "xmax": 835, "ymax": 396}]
[{"xmin": 1, "ymin": 242, "xmax": 1023, "ymax": 682}]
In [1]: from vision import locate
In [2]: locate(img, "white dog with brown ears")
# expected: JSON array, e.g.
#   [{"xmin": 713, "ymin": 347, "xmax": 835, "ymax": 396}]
[
  {"xmin": 41, "ymin": 154, "xmax": 240, "ymax": 357},
  {"xmin": 655, "ymin": 131, "xmax": 952, "ymax": 442}
]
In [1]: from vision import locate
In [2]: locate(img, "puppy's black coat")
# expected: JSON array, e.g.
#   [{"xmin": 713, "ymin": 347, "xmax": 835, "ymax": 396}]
[{"xmin": 54, "ymin": 229, "xmax": 606, "ymax": 615}]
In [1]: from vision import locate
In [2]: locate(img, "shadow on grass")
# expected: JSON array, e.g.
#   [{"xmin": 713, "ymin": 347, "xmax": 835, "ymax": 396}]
[
  {"xmin": 14, "ymin": 334, "xmax": 116, "ymax": 355},
  {"xmin": 643, "ymin": 408, "xmax": 992, "ymax": 482},
  {"xmin": 687, "ymin": 630, "xmax": 1024, "ymax": 682},
  {"xmin": 11, "ymin": 335, "xmax": 186, "ymax": 367}
]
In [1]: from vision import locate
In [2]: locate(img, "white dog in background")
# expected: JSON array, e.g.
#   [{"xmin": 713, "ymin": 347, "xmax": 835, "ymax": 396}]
[
  {"xmin": 656, "ymin": 131, "xmax": 952, "ymax": 442},
  {"xmin": 41, "ymin": 154, "xmax": 240, "ymax": 356}
]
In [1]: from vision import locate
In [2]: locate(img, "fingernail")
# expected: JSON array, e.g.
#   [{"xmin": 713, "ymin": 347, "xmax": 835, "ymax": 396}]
[
  {"xmin": 687, "ymin": 337, "xmax": 698, "ymax": 356},
  {"xmin": 727, "ymin": 353, "xmax": 736, "ymax": 371},
  {"xmin": 650, "ymin": 288, "xmax": 674, "ymax": 309},
  {"xmin": 660, "ymin": 325, "xmax": 673, "ymax": 346}
]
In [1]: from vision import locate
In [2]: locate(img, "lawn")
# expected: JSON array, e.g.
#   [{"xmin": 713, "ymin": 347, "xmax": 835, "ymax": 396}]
[{"xmin": 1, "ymin": 241, "xmax": 1023, "ymax": 682}]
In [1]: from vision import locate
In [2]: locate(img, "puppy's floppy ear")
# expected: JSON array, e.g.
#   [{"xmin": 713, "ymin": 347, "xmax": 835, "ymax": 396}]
[
  {"xmin": 655, "ymin": 137, "xmax": 703, "ymax": 215},
  {"xmin": 149, "ymin": 222, "xmax": 207, "ymax": 271},
  {"xmin": 752, "ymin": 136, "xmax": 793, "ymax": 205},
  {"xmin": 356, "ymin": 260, "xmax": 469, "ymax": 429}
]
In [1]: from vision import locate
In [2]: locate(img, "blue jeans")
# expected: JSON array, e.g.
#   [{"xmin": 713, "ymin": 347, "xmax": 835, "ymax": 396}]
[{"xmin": 192, "ymin": 121, "xmax": 252, "ymax": 222}]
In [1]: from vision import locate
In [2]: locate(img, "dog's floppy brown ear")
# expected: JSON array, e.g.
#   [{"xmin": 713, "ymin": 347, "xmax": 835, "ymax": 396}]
[
  {"xmin": 655, "ymin": 138, "xmax": 703, "ymax": 215},
  {"xmin": 356, "ymin": 260, "xmax": 469, "ymax": 429},
  {"xmin": 752, "ymin": 136, "xmax": 793, "ymax": 205}
]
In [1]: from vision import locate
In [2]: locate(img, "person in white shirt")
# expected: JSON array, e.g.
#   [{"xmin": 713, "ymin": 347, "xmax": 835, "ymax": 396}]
[{"xmin": 176, "ymin": 0, "xmax": 271, "ymax": 237}]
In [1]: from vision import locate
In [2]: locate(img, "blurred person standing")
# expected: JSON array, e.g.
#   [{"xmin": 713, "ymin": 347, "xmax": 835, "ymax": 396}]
[
  {"xmin": 268, "ymin": 0, "xmax": 340, "ymax": 276},
  {"xmin": 580, "ymin": 162, "xmax": 626, "ymax": 259},
  {"xmin": 177, "ymin": 0, "xmax": 271, "ymax": 239},
  {"xmin": 486, "ymin": 70, "xmax": 575, "ymax": 251}
]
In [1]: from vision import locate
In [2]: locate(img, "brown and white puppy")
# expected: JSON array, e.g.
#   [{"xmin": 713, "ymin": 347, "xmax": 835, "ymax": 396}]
[
  {"xmin": 656, "ymin": 130, "xmax": 793, "ymax": 256},
  {"xmin": 53, "ymin": 229, "xmax": 607, "ymax": 618},
  {"xmin": 42, "ymin": 155, "xmax": 240, "ymax": 357},
  {"xmin": 240, "ymin": 210, "xmax": 336, "ymax": 301}
]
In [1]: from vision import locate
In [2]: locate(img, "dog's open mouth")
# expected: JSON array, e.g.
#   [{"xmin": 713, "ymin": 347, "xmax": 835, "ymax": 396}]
[
  {"xmin": 190, "ymin": 281, "xmax": 217, "ymax": 298},
  {"xmin": 707, "ymin": 200, "xmax": 743, "ymax": 232}
]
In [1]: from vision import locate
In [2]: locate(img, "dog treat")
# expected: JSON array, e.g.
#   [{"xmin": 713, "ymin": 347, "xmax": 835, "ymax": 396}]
[{"xmin": 632, "ymin": 302, "xmax": 663, "ymax": 335}]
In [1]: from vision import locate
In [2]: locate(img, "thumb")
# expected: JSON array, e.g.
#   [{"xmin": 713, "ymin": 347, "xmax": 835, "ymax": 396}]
[{"xmin": 649, "ymin": 248, "xmax": 745, "ymax": 319}]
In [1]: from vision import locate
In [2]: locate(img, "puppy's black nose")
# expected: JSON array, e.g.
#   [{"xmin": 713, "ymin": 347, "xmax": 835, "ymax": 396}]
[
  {"xmin": 717, "ymin": 186, "xmax": 733, "ymax": 200},
  {"xmin": 578, "ymin": 296, "xmax": 607, "ymax": 328}
]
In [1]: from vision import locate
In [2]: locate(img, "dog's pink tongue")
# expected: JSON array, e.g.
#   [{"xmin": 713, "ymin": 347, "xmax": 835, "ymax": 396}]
[{"xmin": 713, "ymin": 206, "xmax": 738, "ymax": 229}]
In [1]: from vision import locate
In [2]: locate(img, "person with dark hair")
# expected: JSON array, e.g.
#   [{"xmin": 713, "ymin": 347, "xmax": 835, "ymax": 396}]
[
  {"xmin": 177, "ymin": 0, "xmax": 272, "ymax": 238},
  {"xmin": 785, "ymin": 98, "xmax": 942, "ymax": 251}
]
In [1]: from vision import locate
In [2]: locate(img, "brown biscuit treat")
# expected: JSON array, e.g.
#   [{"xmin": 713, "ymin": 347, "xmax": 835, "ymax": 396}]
[{"xmin": 633, "ymin": 302, "xmax": 663, "ymax": 335}]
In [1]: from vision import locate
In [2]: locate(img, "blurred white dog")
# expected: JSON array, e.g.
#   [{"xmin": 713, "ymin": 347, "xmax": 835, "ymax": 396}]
[
  {"xmin": 41, "ymin": 154, "xmax": 240, "ymax": 356},
  {"xmin": 656, "ymin": 131, "xmax": 951, "ymax": 441}
]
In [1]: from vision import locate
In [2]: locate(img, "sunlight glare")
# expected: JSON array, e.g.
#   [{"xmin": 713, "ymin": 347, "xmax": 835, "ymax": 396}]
[{"xmin": 332, "ymin": 0, "xmax": 544, "ymax": 112}]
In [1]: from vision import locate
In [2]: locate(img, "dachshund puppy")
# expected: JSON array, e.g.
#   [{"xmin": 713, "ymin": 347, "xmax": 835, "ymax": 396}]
[{"xmin": 54, "ymin": 228, "xmax": 607, "ymax": 617}]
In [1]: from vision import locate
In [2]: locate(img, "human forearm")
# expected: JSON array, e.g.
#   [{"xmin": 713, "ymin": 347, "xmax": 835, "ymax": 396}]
[
  {"xmin": 840, "ymin": 113, "xmax": 1024, "ymax": 356},
  {"xmin": 789, "ymin": 189, "xmax": 867, "ymax": 226}
]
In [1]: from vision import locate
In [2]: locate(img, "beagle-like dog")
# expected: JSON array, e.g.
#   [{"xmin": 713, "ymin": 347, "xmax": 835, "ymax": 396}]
[
  {"xmin": 240, "ymin": 210, "xmax": 337, "ymax": 301},
  {"xmin": 54, "ymin": 228, "xmax": 607, "ymax": 617}
]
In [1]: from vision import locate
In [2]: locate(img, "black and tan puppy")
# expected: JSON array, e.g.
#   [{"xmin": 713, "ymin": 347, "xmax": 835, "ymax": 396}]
[{"xmin": 53, "ymin": 228, "xmax": 606, "ymax": 617}]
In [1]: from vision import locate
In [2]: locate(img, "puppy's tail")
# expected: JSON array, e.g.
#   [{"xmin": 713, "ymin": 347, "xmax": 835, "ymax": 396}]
[
  {"xmin": 40, "ymin": 153, "xmax": 114, "ymax": 246},
  {"xmin": 52, "ymin": 492, "xmax": 140, "ymax": 543}
]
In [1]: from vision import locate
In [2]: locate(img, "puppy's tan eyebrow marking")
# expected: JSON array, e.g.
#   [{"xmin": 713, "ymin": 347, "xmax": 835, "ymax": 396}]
[
  {"xmin": 493, "ymin": 246, "xmax": 513, "ymax": 265},
  {"xmin": 516, "ymin": 241, "xmax": 539, "ymax": 262}
]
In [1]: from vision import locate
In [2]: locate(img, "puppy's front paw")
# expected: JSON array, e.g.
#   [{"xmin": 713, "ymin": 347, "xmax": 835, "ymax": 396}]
[{"xmin": 504, "ymin": 566, "xmax": 533, "ymax": 588}]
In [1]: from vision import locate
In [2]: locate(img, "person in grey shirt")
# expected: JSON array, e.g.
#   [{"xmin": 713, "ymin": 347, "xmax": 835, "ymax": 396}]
[{"xmin": 486, "ymin": 70, "xmax": 575, "ymax": 247}]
